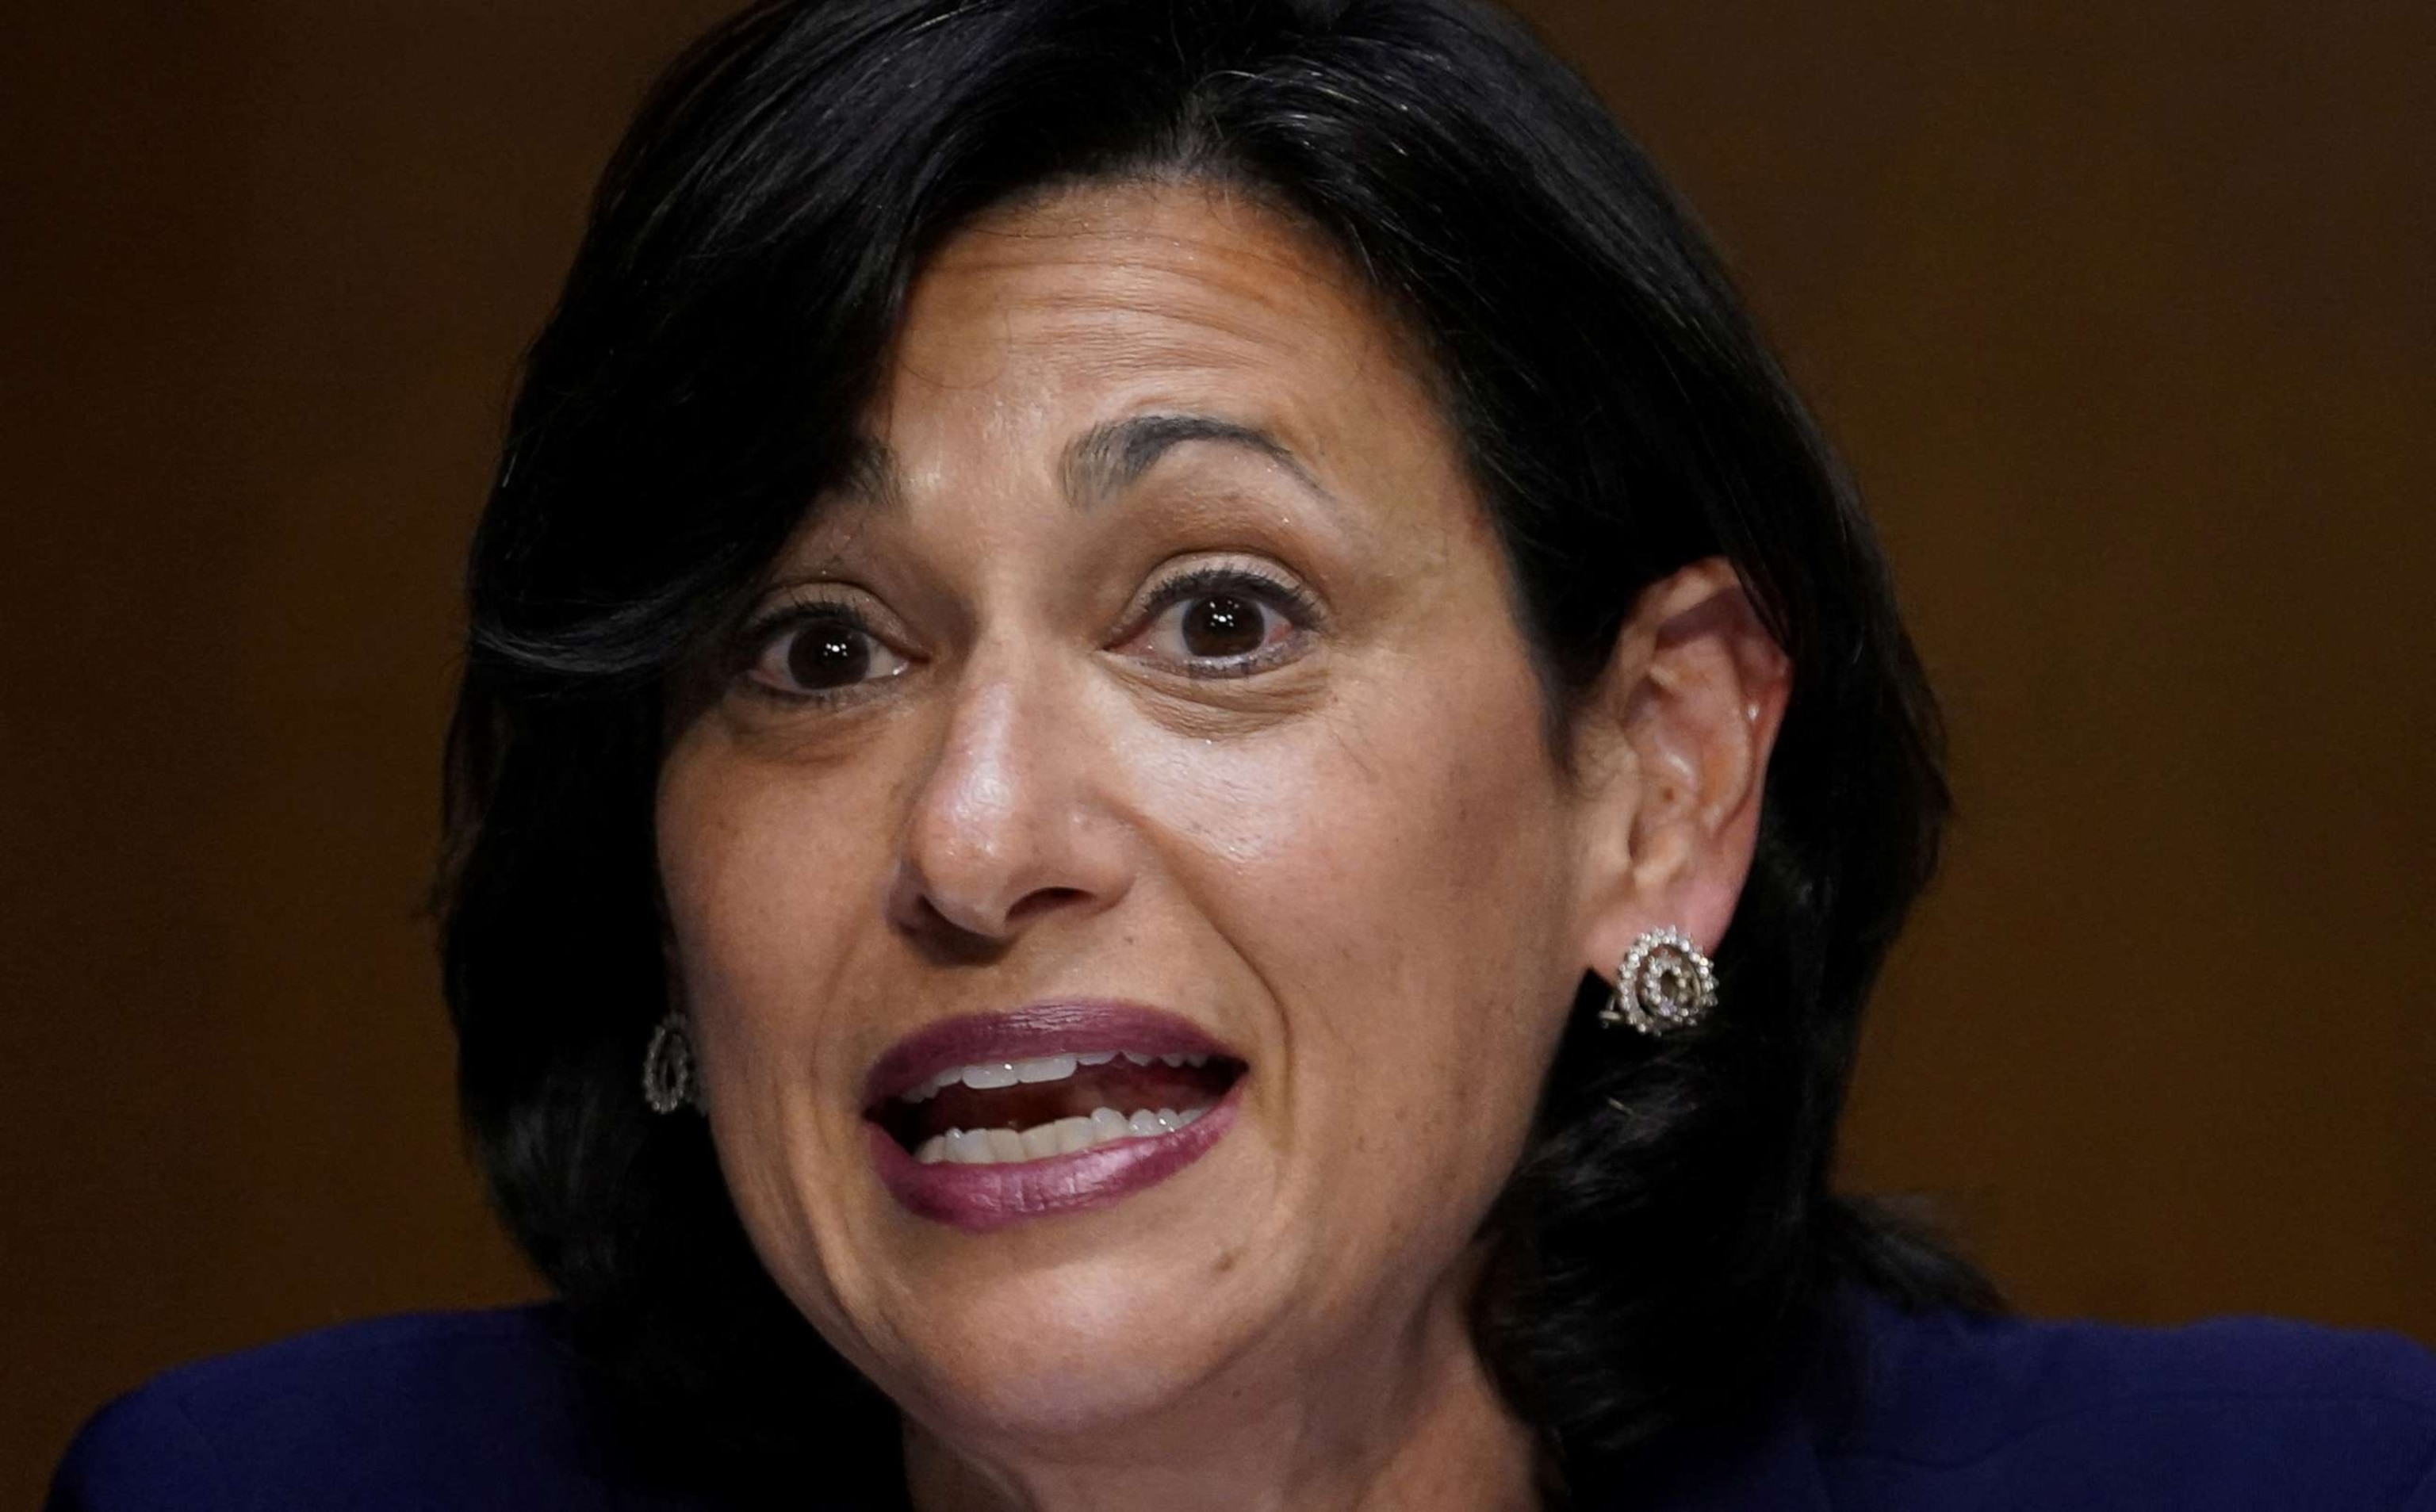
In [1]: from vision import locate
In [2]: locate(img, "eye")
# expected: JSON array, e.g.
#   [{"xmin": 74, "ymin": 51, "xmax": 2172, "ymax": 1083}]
[
  {"xmin": 741, "ymin": 606, "xmax": 911, "ymax": 700},
  {"xmin": 1121, "ymin": 565, "xmax": 1318, "ymax": 676}
]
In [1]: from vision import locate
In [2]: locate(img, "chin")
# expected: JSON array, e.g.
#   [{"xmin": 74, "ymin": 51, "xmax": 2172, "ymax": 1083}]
[{"xmin": 883, "ymin": 1246, "xmax": 1266, "ymax": 1439}]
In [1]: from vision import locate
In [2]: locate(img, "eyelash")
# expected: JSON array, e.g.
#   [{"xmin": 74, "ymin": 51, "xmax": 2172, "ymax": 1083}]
[
  {"xmin": 1128, "ymin": 563, "xmax": 1323, "ymax": 676},
  {"xmin": 730, "ymin": 597, "xmax": 898, "ymax": 708}
]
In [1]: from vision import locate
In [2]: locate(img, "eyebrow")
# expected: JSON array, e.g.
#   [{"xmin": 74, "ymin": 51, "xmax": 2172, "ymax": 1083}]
[
  {"xmin": 829, "ymin": 412, "xmax": 1335, "ymax": 515},
  {"xmin": 1062, "ymin": 412, "xmax": 1335, "ymax": 511},
  {"xmin": 836, "ymin": 434, "xmax": 906, "ymax": 512}
]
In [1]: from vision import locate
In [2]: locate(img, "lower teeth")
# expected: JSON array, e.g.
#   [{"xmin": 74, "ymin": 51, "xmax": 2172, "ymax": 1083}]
[{"xmin": 912, "ymin": 1104, "xmax": 1207, "ymax": 1165}]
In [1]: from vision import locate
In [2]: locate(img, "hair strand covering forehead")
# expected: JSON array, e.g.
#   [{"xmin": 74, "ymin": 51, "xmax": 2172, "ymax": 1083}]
[{"xmin": 441, "ymin": 0, "xmax": 1994, "ymax": 1499}]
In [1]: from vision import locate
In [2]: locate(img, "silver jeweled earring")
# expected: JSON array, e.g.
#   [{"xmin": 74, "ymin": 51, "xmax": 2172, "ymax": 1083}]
[
  {"xmin": 1597, "ymin": 927, "xmax": 1718, "ymax": 1036},
  {"xmin": 641, "ymin": 1010, "xmax": 705, "ymax": 1115}
]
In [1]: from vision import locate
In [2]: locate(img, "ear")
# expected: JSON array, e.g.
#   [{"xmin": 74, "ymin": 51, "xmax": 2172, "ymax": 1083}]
[{"xmin": 1568, "ymin": 557, "xmax": 1791, "ymax": 982}]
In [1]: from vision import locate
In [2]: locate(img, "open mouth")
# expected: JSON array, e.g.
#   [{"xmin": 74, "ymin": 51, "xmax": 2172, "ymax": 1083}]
[
  {"xmin": 868, "ymin": 1049, "xmax": 1247, "ymax": 1166},
  {"xmin": 859, "ymin": 1001, "xmax": 1251, "ymax": 1228}
]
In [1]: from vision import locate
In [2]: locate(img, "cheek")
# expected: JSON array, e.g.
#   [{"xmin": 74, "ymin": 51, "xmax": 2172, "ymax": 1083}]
[
  {"xmin": 658, "ymin": 763, "xmax": 802, "ymax": 1025},
  {"xmin": 654, "ymin": 738, "xmax": 896, "ymax": 1093},
  {"xmin": 1143, "ymin": 655, "xmax": 1577, "ymax": 1193},
  {"xmin": 653, "ymin": 741, "xmax": 903, "ymax": 1325}
]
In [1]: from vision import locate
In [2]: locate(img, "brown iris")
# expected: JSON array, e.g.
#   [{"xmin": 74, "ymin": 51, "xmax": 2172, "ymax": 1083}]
[
  {"xmin": 1180, "ymin": 593, "xmax": 1264, "ymax": 659},
  {"xmin": 787, "ymin": 620, "xmax": 871, "ymax": 690}
]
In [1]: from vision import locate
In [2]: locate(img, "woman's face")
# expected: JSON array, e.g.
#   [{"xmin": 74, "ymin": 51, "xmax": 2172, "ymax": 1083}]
[{"xmin": 657, "ymin": 183, "xmax": 1641, "ymax": 1448}]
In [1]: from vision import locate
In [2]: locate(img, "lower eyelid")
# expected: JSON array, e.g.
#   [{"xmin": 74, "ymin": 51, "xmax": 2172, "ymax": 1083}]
[
  {"xmin": 736, "ymin": 668, "xmax": 908, "ymax": 714},
  {"xmin": 1163, "ymin": 626, "xmax": 1312, "ymax": 679}
]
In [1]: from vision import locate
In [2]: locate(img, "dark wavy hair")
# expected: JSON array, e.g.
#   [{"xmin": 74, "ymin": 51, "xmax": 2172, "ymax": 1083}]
[{"xmin": 440, "ymin": 0, "xmax": 1997, "ymax": 1502}]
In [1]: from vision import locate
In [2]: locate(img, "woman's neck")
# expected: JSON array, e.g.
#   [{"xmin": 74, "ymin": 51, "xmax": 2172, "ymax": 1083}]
[{"xmin": 898, "ymin": 1277, "xmax": 1542, "ymax": 1512}]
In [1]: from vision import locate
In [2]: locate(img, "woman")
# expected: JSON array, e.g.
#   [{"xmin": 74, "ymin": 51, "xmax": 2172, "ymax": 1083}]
[{"xmin": 51, "ymin": 0, "xmax": 2436, "ymax": 1507}]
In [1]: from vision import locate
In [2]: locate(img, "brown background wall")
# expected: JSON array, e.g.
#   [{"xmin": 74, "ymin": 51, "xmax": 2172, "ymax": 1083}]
[{"xmin": 4, "ymin": 0, "xmax": 2430, "ymax": 1500}]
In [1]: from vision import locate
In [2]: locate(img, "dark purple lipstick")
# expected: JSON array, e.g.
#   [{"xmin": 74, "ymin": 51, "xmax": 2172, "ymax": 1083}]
[{"xmin": 861, "ymin": 1001, "xmax": 1247, "ymax": 1232}]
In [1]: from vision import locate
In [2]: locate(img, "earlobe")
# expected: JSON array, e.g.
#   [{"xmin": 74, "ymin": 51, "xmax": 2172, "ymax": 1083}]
[{"xmin": 1570, "ymin": 557, "xmax": 1791, "ymax": 979}]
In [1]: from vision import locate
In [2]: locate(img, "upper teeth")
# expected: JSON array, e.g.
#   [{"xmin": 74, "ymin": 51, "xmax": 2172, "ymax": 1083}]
[{"xmin": 898, "ymin": 1050, "xmax": 1211, "ymax": 1103}]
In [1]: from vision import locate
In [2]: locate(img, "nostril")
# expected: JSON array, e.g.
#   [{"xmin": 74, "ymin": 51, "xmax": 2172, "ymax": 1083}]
[
  {"xmin": 890, "ymin": 876, "xmax": 1098, "ymax": 956},
  {"xmin": 1003, "ymin": 886, "xmax": 1090, "ymax": 928},
  {"xmin": 896, "ymin": 894, "xmax": 1007, "ymax": 964}
]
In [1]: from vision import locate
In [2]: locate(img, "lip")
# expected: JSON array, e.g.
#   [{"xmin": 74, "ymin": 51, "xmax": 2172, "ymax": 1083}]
[
  {"xmin": 859, "ymin": 999, "xmax": 1242, "ymax": 1107},
  {"xmin": 867, "ymin": 1074, "xmax": 1243, "ymax": 1231},
  {"xmin": 860, "ymin": 1000, "xmax": 1247, "ymax": 1232}
]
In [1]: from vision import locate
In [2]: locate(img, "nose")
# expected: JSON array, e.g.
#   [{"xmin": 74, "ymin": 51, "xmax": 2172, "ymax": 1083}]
[{"xmin": 885, "ymin": 656, "xmax": 1131, "ymax": 953}]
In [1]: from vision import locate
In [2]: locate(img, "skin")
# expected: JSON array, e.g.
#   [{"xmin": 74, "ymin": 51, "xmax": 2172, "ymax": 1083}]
[{"xmin": 654, "ymin": 181, "xmax": 1791, "ymax": 1511}]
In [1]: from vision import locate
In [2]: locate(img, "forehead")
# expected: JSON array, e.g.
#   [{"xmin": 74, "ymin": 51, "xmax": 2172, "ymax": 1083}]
[{"xmin": 879, "ymin": 180, "xmax": 1439, "ymax": 443}]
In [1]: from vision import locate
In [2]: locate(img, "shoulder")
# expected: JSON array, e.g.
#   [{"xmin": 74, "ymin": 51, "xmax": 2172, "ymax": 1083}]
[
  {"xmin": 1818, "ymin": 1292, "xmax": 2436, "ymax": 1510},
  {"xmin": 46, "ymin": 1306, "xmax": 710, "ymax": 1512}
]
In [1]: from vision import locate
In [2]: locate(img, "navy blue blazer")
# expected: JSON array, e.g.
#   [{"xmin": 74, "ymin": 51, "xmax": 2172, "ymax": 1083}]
[{"xmin": 49, "ymin": 1292, "xmax": 2436, "ymax": 1510}]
